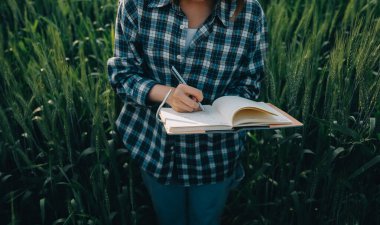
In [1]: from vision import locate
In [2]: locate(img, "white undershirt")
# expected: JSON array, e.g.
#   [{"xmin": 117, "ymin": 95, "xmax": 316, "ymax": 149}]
[{"xmin": 184, "ymin": 28, "xmax": 197, "ymax": 52}]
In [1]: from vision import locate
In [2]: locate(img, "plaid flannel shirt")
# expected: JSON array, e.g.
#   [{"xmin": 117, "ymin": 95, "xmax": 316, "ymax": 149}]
[{"xmin": 107, "ymin": 0, "xmax": 268, "ymax": 186}]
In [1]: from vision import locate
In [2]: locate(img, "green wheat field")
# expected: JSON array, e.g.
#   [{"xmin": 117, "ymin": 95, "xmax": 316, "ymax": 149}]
[{"xmin": 1, "ymin": 0, "xmax": 380, "ymax": 224}]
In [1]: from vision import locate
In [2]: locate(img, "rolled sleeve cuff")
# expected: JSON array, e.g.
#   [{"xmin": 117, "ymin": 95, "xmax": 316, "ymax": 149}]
[
  {"xmin": 223, "ymin": 71, "xmax": 263, "ymax": 101},
  {"xmin": 122, "ymin": 76, "xmax": 159, "ymax": 107},
  {"xmin": 223, "ymin": 86, "xmax": 260, "ymax": 100}
]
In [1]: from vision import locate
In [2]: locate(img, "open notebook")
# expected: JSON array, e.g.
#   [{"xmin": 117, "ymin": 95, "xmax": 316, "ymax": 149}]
[{"xmin": 158, "ymin": 96, "xmax": 303, "ymax": 135}]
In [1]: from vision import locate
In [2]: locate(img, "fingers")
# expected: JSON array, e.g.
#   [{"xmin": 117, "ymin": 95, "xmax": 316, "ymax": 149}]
[
  {"xmin": 173, "ymin": 93, "xmax": 198, "ymax": 112},
  {"xmin": 190, "ymin": 96, "xmax": 202, "ymax": 111},
  {"xmin": 180, "ymin": 94, "xmax": 200, "ymax": 110},
  {"xmin": 178, "ymin": 84, "xmax": 204, "ymax": 103},
  {"xmin": 180, "ymin": 103, "xmax": 196, "ymax": 112},
  {"xmin": 167, "ymin": 84, "xmax": 204, "ymax": 113}
]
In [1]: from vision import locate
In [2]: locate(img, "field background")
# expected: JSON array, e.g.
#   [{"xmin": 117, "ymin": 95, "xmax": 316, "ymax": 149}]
[{"xmin": 0, "ymin": 0, "xmax": 379, "ymax": 224}]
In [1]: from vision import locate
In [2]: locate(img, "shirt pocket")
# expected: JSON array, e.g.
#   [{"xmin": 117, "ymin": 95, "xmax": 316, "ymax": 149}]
[{"xmin": 143, "ymin": 36, "xmax": 171, "ymax": 63}]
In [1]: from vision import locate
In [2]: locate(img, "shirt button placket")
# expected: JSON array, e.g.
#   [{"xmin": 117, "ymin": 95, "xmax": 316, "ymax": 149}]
[{"xmin": 177, "ymin": 20, "xmax": 187, "ymax": 64}]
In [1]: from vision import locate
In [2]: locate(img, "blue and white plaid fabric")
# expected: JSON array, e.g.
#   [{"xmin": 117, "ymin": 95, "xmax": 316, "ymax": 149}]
[{"xmin": 107, "ymin": 0, "xmax": 268, "ymax": 186}]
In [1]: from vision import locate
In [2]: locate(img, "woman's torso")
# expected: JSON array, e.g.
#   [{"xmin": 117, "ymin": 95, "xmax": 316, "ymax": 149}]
[{"xmin": 115, "ymin": 0, "xmax": 266, "ymax": 186}]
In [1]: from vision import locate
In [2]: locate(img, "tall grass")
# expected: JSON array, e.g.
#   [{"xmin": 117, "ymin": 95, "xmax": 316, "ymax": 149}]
[{"xmin": 0, "ymin": 0, "xmax": 379, "ymax": 224}]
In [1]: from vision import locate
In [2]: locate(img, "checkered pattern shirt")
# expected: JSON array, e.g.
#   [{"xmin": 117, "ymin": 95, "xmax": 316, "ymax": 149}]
[{"xmin": 107, "ymin": 0, "xmax": 268, "ymax": 186}]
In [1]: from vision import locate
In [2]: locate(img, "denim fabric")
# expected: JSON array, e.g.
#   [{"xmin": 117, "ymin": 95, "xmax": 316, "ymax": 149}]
[{"xmin": 141, "ymin": 166, "xmax": 244, "ymax": 225}]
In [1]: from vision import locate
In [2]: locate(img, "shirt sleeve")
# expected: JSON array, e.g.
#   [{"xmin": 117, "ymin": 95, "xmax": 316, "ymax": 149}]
[
  {"xmin": 223, "ymin": 7, "xmax": 268, "ymax": 100},
  {"xmin": 107, "ymin": 0, "xmax": 160, "ymax": 108}
]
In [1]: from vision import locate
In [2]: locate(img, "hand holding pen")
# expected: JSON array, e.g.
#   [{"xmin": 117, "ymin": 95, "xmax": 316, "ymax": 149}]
[{"xmin": 167, "ymin": 66, "xmax": 205, "ymax": 113}]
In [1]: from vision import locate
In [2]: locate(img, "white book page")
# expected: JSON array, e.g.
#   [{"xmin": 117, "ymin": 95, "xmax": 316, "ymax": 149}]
[
  {"xmin": 212, "ymin": 96, "xmax": 279, "ymax": 126},
  {"xmin": 160, "ymin": 105, "xmax": 230, "ymax": 128}
]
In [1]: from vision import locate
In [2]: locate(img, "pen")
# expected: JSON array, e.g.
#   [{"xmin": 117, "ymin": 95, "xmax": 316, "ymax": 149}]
[{"xmin": 170, "ymin": 66, "xmax": 205, "ymax": 111}]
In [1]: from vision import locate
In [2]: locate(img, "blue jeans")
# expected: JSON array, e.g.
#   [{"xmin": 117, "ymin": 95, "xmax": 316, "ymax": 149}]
[{"xmin": 140, "ymin": 164, "xmax": 244, "ymax": 225}]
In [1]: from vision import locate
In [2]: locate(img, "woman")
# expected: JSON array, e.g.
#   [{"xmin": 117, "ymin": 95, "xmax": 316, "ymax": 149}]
[{"xmin": 107, "ymin": 0, "xmax": 268, "ymax": 224}]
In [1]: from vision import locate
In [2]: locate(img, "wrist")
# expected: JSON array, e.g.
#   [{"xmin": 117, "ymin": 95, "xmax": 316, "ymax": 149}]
[
  {"xmin": 148, "ymin": 84, "xmax": 175, "ymax": 103},
  {"xmin": 166, "ymin": 87, "xmax": 175, "ymax": 105}
]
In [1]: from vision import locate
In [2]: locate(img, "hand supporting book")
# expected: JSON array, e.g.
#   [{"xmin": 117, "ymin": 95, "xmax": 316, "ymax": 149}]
[{"xmin": 157, "ymin": 95, "xmax": 303, "ymax": 135}]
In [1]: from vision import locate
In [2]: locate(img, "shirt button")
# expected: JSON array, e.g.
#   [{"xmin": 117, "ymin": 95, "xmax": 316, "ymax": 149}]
[
  {"xmin": 170, "ymin": 146, "xmax": 174, "ymax": 151},
  {"xmin": 180, "ymin": 25, "xmax": 185, "ymax": 29},
  {"xmin": 177, "ymin": 55, "xmax": 182, "ymax": 60}
]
